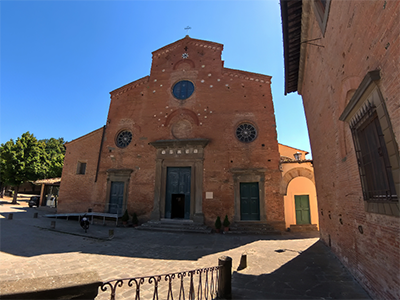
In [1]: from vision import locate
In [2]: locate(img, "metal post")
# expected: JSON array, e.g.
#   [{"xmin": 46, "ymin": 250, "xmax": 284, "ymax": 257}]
[
  {"xmin": 8, "ymin": 213, "xmax": 13, "ymax": 220},
  {"xmin": 33, "ymin": 212, "xmax": 38, "ymax": 218},
  {"xmin": 218, "ymin": 256, "xmax": 232, "ymax": 299},
  {"xmin": 51, "ymin": 221, "xmax": 56, "ymax": 229}
]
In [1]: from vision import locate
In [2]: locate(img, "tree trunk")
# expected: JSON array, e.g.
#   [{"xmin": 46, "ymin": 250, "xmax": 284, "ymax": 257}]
[{"xmin": 11, "ymin": 186, "xmax": 19, "ymax": 204}]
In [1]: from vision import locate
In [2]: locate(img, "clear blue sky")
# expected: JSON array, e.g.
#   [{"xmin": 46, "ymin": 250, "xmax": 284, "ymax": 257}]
[{"xmin": 1, "ymin": 0, "xmax": 311, "ymax": 157}]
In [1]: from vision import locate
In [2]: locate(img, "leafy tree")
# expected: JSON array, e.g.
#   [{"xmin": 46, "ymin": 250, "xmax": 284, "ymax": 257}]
[
  {"xmin": 1, "ymin": 132, "xmax": 48, "ymax": 203},
  {"xmin": 40, "ymin": 138, "xmax": 66, "ymax": 178}
]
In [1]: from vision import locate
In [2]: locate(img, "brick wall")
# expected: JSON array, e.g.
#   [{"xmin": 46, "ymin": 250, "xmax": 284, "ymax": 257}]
[
  {"xmin": 58, "ymin": 128, "xmax": 104, "ymax": 213},
  {"xmin": 59, "ymin": 37, "xmax": 284, "ymax": 229},
  {"xmin": 299, "ymin": 1, "xmax": 399, "ymax": 298}
]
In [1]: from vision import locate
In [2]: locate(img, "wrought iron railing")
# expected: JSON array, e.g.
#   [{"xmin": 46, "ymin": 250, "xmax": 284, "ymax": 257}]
[{"xmin": 100, "ymin": 266, "xmax": 221, "ymax": 300}]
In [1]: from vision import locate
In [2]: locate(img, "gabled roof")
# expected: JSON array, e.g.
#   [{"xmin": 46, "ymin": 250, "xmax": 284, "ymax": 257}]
[
  {"xmin": 152, "ymin": 35, "xmax": 223, "ymax": 57},
  {"xmin": 280, "ymin": 0, "xmax": 303, "ymax": 95}
]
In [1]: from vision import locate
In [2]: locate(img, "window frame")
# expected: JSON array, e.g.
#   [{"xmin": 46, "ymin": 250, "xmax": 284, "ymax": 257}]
[
  {"xmin": 339, "ymin": 70, "xmax": 399, "ymax": 216},
  {"xmin": 312, "ymin": 0, "xmax": 332, "ymax": 36},
  {"xmin": 77, "ymin": 162, "xmax": 87, "ymax": 175}
]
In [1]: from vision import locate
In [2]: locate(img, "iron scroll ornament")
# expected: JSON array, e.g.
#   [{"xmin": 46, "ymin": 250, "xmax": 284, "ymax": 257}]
[
  {"xmin": 236, "ymin": 123, "xmax": 257, "ymax": 143},
  {"xmin": 116, "ymin": 130, "xmax": 132, "ymax": 148}
]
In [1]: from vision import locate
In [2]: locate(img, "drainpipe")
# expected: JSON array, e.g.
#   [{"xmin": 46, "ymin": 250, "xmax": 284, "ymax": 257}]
[{"xmin": 95, "ymin": 125, "xmax": 106, "ymax": 182}]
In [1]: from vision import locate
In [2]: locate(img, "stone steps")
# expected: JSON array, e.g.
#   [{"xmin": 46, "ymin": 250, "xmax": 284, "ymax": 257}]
[
  {"xmin": 227, "ymin": 222, "xmax": 282, "ymax": 235},
  {"xmin": 137, "ymin": 219, "xmax": 212, "ymax": 234},
  {"xmin": 289, "ymin": 224, "xmax": 319, "ymax": 232}
]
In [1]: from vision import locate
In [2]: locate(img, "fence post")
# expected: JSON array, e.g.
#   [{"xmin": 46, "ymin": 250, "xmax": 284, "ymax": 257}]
[{"xmin": 218, "ymin": 256, "xmax": 232, "ymax": 299}]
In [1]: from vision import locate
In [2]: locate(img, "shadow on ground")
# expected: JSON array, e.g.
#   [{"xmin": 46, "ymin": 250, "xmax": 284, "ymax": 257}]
[
  {"xmin": 232, "ymin": 240, "xmax": 370, "ymax": 299},
  {"xmin": 1, "ymin": 205, "xmax": 318, "ymax": 261}
]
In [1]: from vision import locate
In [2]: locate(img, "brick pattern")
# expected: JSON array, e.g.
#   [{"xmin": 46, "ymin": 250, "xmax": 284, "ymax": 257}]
[
  {"xmin": 58, "ymin": 36, "xmax": 283, "ymax": 229},
  {"xmin": 299, "ymin": 1, "xmax": 400, "ymax": 299}
]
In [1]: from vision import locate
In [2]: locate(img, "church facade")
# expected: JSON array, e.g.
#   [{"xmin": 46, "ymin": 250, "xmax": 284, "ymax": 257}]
[{"xmin": 58, "ymin": 36, "xmax": 285, "ymax": 230}]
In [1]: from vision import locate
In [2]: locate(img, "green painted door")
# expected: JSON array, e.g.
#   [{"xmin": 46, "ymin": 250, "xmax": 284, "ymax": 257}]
[
  {"xmin": 165, "ymin": 167, "xmax": 191, "ymax": 219},
  {"xmin": 295, "ymin": 195, "xmax": 311, "ymax": 224},
  {"xmin": 240, "ymin": 182, "xmax": 260, "ymax": 220},
  {"xmin": 109, "ymin": 181, "xmax": 124, "ymax": 215}
]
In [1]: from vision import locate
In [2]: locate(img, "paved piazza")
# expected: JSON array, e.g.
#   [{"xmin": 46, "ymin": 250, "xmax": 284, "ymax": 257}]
[{"xmin": 0, "ymin": 196, "xmax": 370, "ymax": 299}]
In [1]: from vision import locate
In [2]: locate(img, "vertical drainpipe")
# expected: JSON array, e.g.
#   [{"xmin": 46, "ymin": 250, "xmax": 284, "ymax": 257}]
[{"xmin": 95, "ymin": 125, "xmax": 106, "ymax": 182}]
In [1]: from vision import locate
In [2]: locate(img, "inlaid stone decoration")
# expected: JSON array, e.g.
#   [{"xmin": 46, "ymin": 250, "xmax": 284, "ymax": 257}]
[{"xmin": 171, "ymin": 120, "xmax": 193, "ymax": 139}]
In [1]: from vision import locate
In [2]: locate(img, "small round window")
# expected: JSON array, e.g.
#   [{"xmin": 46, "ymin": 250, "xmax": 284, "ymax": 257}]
[
  {"xmin": 172, "ymin": 80, "xmax": 194, "ymax": 100},
  {"xmin": 116, "ymin": 130, "xmax": 132, "ymax": 148},
  {"xmin": 236, "ymin": 123, "xmax": 257, "ymax": 143}
]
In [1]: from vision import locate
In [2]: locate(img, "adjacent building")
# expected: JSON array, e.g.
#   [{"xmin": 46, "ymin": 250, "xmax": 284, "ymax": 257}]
[{"xmin": 281, "ymin": 0, "xmax": 399, "ymax": 298}]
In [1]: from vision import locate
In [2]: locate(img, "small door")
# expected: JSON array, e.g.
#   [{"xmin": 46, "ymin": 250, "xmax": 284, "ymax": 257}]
[
  {"xmin": 295, "ymin": 195, "xmax": 311, "ymax": 225},
  {"xmin": 165, "ymin": 167, "xmax": 191, "ymax": 219},
  {"xmin": 240, "ymin": 182, "xmax": 260, "ymax": 220},
  {"xmin": 109, "ymin": 181, "xmax": 124, "ymax": 214}
]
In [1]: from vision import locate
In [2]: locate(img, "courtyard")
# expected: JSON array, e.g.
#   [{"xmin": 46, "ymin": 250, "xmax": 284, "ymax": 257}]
[{"xmin": 0, "ymin": 196, "xmax": 370, "ymax": 299}]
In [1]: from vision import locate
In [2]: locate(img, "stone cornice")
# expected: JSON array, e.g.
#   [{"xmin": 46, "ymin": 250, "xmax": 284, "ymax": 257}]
[
  {"xmin": 110, "ymin": 76, "xmax": 150, "ymax": 98},
  {"xmin": 223, "ymin": 68, "xmax": 271, "ymax": 83},
  {"xmin": 152, "ymin": 36, "xmax": 223, "ymax": 59},
  {"xmin": 150, "ymin": 138, "xmax": 210, "ymax": 149}
]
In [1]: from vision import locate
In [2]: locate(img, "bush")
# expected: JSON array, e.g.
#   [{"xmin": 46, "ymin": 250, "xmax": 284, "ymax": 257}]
[
  {"xmin": 215, "ymin": 216, "xmax": 222, "ymax": 229},
  {"xmin": 121, "ymin": 209, "xmax": 130, "ymax": 222},
  {"xmin": 132, "ymin": 212, "xmax": 138, "ymax": 225},
  {"xmin": 223, "ymin": 215, "xmax": 230, "ymax": 227}
]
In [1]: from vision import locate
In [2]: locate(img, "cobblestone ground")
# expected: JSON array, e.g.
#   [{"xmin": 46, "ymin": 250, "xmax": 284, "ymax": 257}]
[{"xmin": 0, "ymin": 196, "xmax": 370, "ymax": 299}]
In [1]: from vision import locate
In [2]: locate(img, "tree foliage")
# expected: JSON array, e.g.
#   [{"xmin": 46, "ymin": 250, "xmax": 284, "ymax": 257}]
[{"xmin": 0, "ymin": 132, "xmax": 66, "ymax": 203}]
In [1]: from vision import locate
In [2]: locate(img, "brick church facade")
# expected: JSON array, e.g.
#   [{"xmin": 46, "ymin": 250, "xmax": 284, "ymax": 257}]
[
  {"xmin": 58, "ymin": 36, "xmax": 285, "ymax": 230},
  {"xmin": 281, "ymin": 0, "xmax": 399, "ymax": 298}
]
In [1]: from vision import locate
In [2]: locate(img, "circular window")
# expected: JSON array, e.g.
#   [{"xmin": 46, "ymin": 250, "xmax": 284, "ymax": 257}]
[
  {"xmin": 236, "ymin": 123, "xmax": 257, "ymax": 143},
  {"xmin": 172, "ymin": 80, "xmax": 194, "ymax": 100},
  {"xmin": 116, "ymin": 130, "xmax": 132, "ymax": 148}
]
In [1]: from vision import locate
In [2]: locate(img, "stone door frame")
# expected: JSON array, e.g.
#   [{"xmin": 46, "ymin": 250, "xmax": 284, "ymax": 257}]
[
  {"xmin": 150, "ymin": 139, "xmax": 209, "ymax": 224},
  {"xmin": 231, "ymin": 168, "xmax": 267, "ymax": 222},
  {"xmin": 105, "ymin": 169, "xmax": 133, "ymax": 216}
]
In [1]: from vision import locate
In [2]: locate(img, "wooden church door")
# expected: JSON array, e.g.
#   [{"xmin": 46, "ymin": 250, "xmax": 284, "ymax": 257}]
[
  {"xmin": 165, "ymin": 167, "xmax": 191, "ymax": 219},
  {"xmin": 240, "ymin": 182, "xmax": 260, "ymax": 220}
]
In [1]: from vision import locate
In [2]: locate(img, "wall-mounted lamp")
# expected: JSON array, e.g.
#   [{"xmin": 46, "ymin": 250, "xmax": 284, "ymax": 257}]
[{"xmin": 293, "ymin": 152, "xmax": 302, "ymax": 161}]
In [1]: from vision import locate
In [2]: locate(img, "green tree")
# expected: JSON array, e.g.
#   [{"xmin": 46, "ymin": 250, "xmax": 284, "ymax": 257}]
[
  {"xmin": 0, "ymin": 132, "xmax": 47, "ymax": 204},
  {"xmin": 40, "ymin": 138, "xmax": 66, "ymax": 178}
]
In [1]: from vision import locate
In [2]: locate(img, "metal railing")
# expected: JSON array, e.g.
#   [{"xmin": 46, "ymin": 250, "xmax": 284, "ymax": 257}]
[{"xmin": 100, "ymin": 256, "xmax": 232, "ymax": 300}]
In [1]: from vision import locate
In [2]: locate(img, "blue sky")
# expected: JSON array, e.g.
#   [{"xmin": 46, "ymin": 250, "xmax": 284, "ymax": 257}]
[{"xmin": 1, "ymin": 0, "xmax": 311, "ymax": 157}]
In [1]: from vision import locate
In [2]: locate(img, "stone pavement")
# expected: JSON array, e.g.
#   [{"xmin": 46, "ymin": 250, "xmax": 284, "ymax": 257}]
[{"xmin": 0, "ymin": 198, "xmax": 370, "ymax": 299}]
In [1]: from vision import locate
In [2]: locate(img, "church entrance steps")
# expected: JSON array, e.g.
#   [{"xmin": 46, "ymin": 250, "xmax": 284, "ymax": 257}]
[
  {"xmin": 289, "ymin": 224, "xmax": 319, "ymax": 232},
  {"xmin": 137, "ymin": 219, "xmax": 212, "ymax": 234},
  {"xmin": 227, "ymin": 222, "xmax": 282, "ymax": 235}
]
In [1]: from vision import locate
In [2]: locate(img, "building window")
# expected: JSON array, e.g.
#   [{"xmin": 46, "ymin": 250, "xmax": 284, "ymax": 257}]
[
  {"xmin": 77, "ymin": 162, "xmax": 86, "ymax": 175},
  {"xmin": 172, "ymin": 80, "xmax": 194, "ymax": 100},
  {"xmin": 116, "ymin": 130, "xmax": 132, "ymax": 148},
  {"xmin": 339, "ymin": 70, "xmax": 399, "ymax": 216},
  {"xmin": 350, "ymin": 103, "xmax": 397, "ymax": 201},
  {"xmin": 236, "ymin": 123, "xmax": 257, "ymax": 143},
  {"xmin": 312, "ymin": 0, "xmax": 331, "ymax": 36}
]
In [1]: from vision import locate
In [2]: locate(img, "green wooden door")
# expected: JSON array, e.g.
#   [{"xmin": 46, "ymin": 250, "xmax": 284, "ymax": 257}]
[
  {"xmin": 240, "ymin": 182, "xmax": 260, "ymax": 220},
  {"xmin": 109, "ymin": 181, "xmax": 124, "ymax": 215},
  {"xmin": 165, "ymin": 167, "xmax": 191, "ymax": 219},
  {"xmin": 295, "ymin": 195, "xmax": 311, "ymax": 224}
]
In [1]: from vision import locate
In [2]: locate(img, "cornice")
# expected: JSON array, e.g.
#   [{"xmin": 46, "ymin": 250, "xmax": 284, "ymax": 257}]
[
  {"xmin": 223, "ymin": 68, "xmax": 272, "ymax": 83},
  {"xmin": 110, "ymin": 76, "xmax": 150, "ymax": 98},
  {"xmin": 152, "ymin": 36, "xmax": 223, "ymax": 60}
]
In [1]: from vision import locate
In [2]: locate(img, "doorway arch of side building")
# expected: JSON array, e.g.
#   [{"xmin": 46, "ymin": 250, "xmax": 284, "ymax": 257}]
[{"xmin": 280, "ymin": 165, "xmax": 319, "ymax": 231}]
